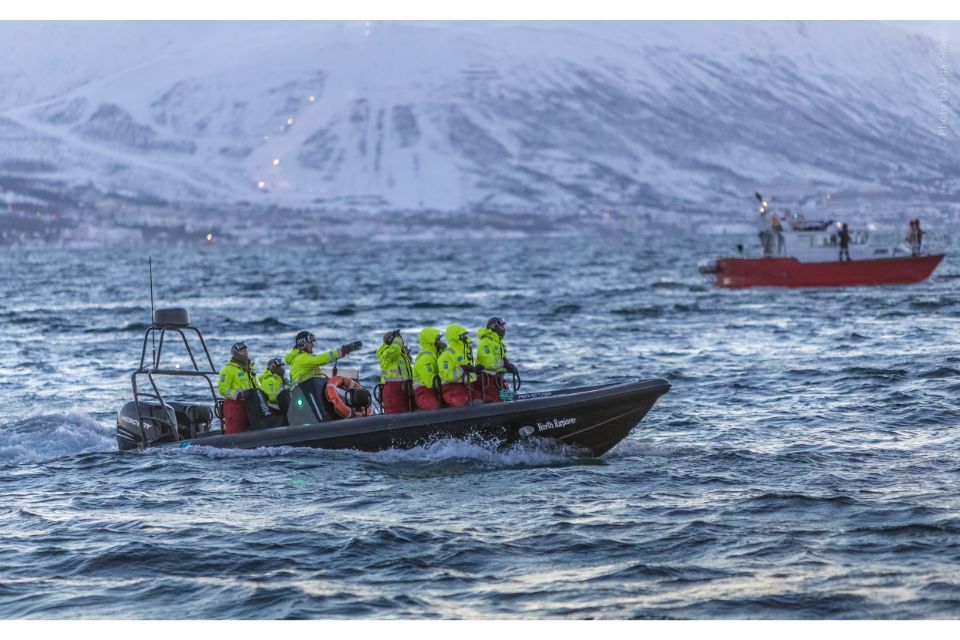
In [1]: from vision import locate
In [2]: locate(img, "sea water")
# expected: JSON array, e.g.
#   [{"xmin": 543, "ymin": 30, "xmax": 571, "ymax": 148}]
[{"xmin": 1, "ymin": 232, "xmax": 959, "ymax": 619}]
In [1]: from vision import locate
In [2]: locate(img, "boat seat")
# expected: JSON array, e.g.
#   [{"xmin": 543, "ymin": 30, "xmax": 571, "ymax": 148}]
[
  {"xmin": 240, "ymin": 389, "xmax": 288, "ymax": 431},
  {"xmin": 168, "ymin": 402, "xmax": 214, "ymax": 438}
]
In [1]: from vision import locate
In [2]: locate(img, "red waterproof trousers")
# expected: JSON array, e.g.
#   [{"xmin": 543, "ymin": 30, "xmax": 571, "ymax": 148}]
[
  {"xmin": 478, "ymin": 374, "xmax": 502, "ymax": 404},
  {"xmin": 381, "ymin": 380, "xmax": 412, "ymax": 414},
  {"xmin": 222, "ymin": 398, "xmax": 249, "ymax": 434},
  {"xmin": 441, "ymin": 383, "xmax": 473, "ymax": 408},
  {"xmin": 414, "ymin": 386, "xmax": 443, "ymax": 411}
]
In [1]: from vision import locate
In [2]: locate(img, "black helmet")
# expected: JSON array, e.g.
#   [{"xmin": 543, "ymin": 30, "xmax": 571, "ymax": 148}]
[
  {"xmin": 486, "ymin": 316, "xmax": 505, "ymax": 330},
  {"xmin": 295, "ymin": 331, "xmax": 315, "ymax": 349},
  {"xmin": 383, "ymin": 329, "xmax": 401, "ymax": 345},
  {"xmin": 231, "ymin": 341, "xmax": 248, "ymax": 356},
  {"xmin": 267, "ymin": 357, "xmax": 284, "ymax": 369}
]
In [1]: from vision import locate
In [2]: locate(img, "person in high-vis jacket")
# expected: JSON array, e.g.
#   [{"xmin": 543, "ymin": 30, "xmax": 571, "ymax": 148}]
[
  {"xmin": 285, "ymin": 330, "xmax": 362, "ymax": 383},
  {"xmin": 257, "ymin": 357, "xmax": 288, "ymax": 407},
  {"xmin": 218, "ymin": 341, "xmax": 258, "ymax": 434},
  {"xmin": 476, "ymin": 316, "xmax": 519, "ymax": 403},
  {"xmin": 412, "ymin": 327, "xmax": 445, "ymax": 411},
  {"xmin": 377, "ymin": 330, "xmax": 414, "ymax": 414},
  {"xmin": 437, "ymin": 324, "xmax": 481, "ymax": 408}
]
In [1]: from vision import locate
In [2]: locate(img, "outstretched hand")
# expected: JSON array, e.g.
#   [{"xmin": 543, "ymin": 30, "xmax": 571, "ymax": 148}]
[{"xmin": 340, "ymin": 340, "xmax": 363, "ymax": 355}]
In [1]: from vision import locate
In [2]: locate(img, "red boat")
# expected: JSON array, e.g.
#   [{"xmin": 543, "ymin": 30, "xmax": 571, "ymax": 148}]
[
  {"xmin": 703, "ymin": 253, "xmax": 944, "ymax": 289},
  {"xmin": 699, "ymin": 208, "xmax": 945, "ymax": 289}
]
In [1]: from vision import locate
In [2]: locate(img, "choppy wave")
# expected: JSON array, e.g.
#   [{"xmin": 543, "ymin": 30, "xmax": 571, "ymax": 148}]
[{"xmin": 0, "ymin": 414, "xmax": 116, "ymax": 465}]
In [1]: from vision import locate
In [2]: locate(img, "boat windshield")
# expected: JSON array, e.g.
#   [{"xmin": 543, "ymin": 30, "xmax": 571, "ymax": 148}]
[{"xmin": 803, "ymin": 230, "xmax": 870, "ymax": 247}]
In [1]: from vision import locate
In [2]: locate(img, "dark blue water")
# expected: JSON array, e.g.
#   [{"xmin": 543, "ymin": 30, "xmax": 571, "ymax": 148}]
[{"xmin": 2, "ymin": 232, "xmax": 960, "ymax": 619}]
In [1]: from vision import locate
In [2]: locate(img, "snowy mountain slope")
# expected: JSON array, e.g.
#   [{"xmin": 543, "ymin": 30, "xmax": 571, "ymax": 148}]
[{"xmin": 0, "ymin": 20, "xmax": 957, "ymax": 227}]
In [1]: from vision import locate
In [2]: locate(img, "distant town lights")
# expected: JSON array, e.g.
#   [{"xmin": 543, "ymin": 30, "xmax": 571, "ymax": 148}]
[
  {"xmin": 258, "ymin": 180, "xmax": 266, "ymax": 189},
  {"xmin": 206, "ymin": 233, "xmax": 213, "ymax": 242},
  {"xmin": 273, "ymin": 158, "xmax": 280, "ymax": 166}
]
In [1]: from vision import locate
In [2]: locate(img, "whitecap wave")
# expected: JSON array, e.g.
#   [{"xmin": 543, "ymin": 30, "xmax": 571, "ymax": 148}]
[
  {"xmin": 166, "ymin": 443, "xmax": 318, "ymax": 459},
  {"xmin": 0, "ymin": 413, "xmax": 116, "ymax": 465},
  {"xmin": 155, "ymin": 435, "xmax": 578, "ymax": 468},
  {"xmin": 360, "ymin": 436, "xmax": 576, "ymax": 467}
]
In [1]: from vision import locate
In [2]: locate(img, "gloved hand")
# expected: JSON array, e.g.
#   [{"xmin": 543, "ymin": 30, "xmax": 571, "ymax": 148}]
[
  {"xmin": 339, "ymin": 340, "xmax": 363, "ymax": 356},
  {"xmin": 505, "ymin": 361, "xmax": 519, "ymax": 375}
]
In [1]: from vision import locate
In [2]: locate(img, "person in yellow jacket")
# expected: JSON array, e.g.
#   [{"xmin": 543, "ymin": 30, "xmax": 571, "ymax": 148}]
[
  {"xmin": 377, "ymin": 330, "xmax": 414, "ymax": 413},
  {"xmin": 285, "ymin": 330, "xmax": 363, "ymax": 383},
  {"xmin": 412, "ymin": 327, "xmax": 445, "ymax": 411},
  {"xmin": 437, "ymin": 324, "xmax": 481, "ymax": 407},
  {"xmin": 476, "ymin": 316, "xmax": 519, "ymax": 403},
  {"xmin": 218, "ymin": 341, "xmax": 258, "ymax": 433},
  {"xmin": 257, "ymin": 357, "xmax": 288, "ymax": 407}
]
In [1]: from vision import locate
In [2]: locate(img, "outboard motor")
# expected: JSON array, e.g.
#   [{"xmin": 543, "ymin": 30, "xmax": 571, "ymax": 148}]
[{"xmin": 116, "ymin": 401, "xmax": 178, "ymax": 451}]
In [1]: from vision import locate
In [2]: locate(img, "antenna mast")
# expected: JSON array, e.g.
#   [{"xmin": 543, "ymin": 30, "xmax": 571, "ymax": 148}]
[{"xmin": 149, "ymin": 257, "xmax": 157, "ymax": 367}]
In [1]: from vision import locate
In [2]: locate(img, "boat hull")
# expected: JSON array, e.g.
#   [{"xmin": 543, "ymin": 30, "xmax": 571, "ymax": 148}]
[
  {"xmin": 152, "ymin": 379, "xmax": 671, "ymax": 457},
  {"xmin": 712, "ymin": 254, "xmax": 944, "ymax": 288}
]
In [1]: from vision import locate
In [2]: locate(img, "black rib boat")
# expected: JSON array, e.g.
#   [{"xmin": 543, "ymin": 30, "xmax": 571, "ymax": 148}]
[{"xmin": 116, "ymin": 308, "xmax": 670, "ymax": 457}]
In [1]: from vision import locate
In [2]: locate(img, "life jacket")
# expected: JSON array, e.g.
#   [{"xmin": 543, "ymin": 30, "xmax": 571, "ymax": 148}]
[
  {"xmin": 413, "ymin": 328, "xmax": 442, "ymax": 390},
  {"xmin": 438, "ymin": 324, "xmax": 476, "ymax": 384},
  {"xmin": 476, "ymin": 327, "xmax": 506, "ymax": 374},
  {"xmin": 376, "ymin": 338, "xmax": 413, "ymax": 383},
  {"xmin": 218, "ymin": 359, "xmax": 258, "ymax": 399},
  {"xmin": 285, "ymin": 346, "xmax": 340, "ymax": 383}
]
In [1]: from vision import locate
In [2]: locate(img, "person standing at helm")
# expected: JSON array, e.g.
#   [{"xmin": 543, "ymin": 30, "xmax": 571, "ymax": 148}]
[
  {"xmin": 412, "ymin": 327, "xmax": 446, "ymax": 411},
  {"xmin": 838, "ymin": 222, "xmax": 851, "ymax": 262},
  {"xmin": 285, "ymin": 330, "xmax": 362, "ymax": 384},
  {"xmin": 476, "ymin": 316, "xmax": 519, "ymax": 404},
  {"xmin": 377, "ymin": 330, "xmax": 414, "ymax": 414},
  {"xmin": 257, "ymin": 357, "xmax": 288, "ymax": 407},
  {"xmin": 437, "ymin": 324, "xmax": 481, "ymax": 408},
  {"xmin": 218, "ymin": 341, "xmax": 258, "ymax": 434}
]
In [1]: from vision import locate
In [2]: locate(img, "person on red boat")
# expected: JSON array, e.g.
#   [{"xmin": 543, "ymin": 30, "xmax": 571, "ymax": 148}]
[
  {"xmin": 839, "ymin": 223, "xmax": 851, "ymax": 262},
  {"xmin": 437, "ymin": 324, "xmax": 481, "ymax": 407},
  {"xmin": 377, "ymin": 329, "xmax": 414, "ymax": 414},
  {"xmin": 771, "ymin": 213, "xmax": 785, "ymax": 256},
  {"xmin": 412, "ymin": 327, "xmax": 445, "ymax": 411},
  {"xmin": 907, "ymin": 219, "xmax": 924, "ymax": 256},
  {"xmin": 476, "ymin": 316, "xmax": 520, "ymax": 404},
  {"xmin": 218, "ymin": 341, "xmax": 259, "ymax": 434},
  {"xmin": 285, "ymin": 331, "xmax": 362, "ymax": 383}
]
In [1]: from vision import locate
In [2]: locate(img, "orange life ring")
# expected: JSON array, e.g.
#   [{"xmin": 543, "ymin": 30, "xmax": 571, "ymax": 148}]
[{"xmin": 324, "ymin": 375, "xmax": 372, "ymax": 418}]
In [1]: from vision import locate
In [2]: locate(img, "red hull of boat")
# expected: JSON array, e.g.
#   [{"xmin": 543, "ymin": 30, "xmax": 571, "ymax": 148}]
[{"xmin": 713, "ymin": 254, "xmax": 945, "ymax": 289}]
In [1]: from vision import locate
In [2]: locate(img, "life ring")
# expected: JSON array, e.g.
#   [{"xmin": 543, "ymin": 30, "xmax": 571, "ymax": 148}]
[{"xmin": 324, "ymin": 375, "xmax": 373, "ymax": 418}]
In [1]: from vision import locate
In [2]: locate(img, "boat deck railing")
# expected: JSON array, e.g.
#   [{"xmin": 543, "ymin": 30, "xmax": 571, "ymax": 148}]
[{"xmin": 132, "ymin": 323, "xmax": 219, "ymax": 444}]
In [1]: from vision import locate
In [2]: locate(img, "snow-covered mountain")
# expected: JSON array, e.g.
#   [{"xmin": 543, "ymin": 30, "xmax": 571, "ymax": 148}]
[{"xmin": 0, "ymin": 21, "xmax": 957, "ymax": 243}]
